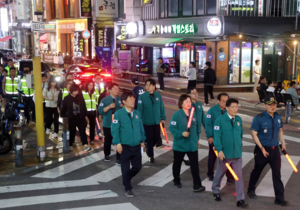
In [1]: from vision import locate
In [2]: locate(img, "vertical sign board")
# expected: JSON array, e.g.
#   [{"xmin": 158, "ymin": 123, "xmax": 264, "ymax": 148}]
[
  {"xmin": 74, "ymin": 31, "xmax": 85, "ymax": 57},
  {"xmin": 104, "ymin": 27, "xmax": 114, "ymax": 52},
  {"xmin": 95, "ymin": 47, "xmax": 112, "ymax": 71},
  {"xmin": 95, "ymin": 0, "xmax": 119, "ymax": 18},
  {"xmin": 0, "ymin": 8, "xmax": 8, "ymax": 32},
  {"xmin": 97, "ymin": 29, "xmax": 104, "ymax": 47},
  {"xmin": 80, "ymin": 0, "xmax": 91, "ymax": 17},
  {"xmin": 258, "ymin": 0, "xmax": 264, "ymax": 17},
  {"xmin": 35, "ymin": 0, "xmax": 43, "ymax": 15},
  {"xmin": 91, "ymin": 29, "xmax": 95, "ymax": 58}
]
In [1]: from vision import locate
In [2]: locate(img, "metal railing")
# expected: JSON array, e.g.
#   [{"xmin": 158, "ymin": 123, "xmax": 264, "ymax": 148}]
[{"xmin": 218, "ymin": 0, "xmax": 299, "ymax": 17}]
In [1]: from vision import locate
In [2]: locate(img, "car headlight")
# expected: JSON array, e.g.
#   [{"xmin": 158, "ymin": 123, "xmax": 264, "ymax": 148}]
[{"xmin": 55, "ymin": 77, "xmax": 61, "ymax": 82}]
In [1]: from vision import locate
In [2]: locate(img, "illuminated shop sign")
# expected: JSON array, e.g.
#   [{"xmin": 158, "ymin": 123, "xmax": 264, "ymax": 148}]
[
  {"xmin": 207, "ymin": 18, "xmax": 222, "ymax": 35},
  {"xmin": 116, "ymin": 22, "xmax": 138, "ymax": 40},
  {"xmin": 81, "ymin": 0, "xmax": 91, "ymax": 17},
  {"xmin": 74, "ymin": 31, "xmax": 85, "ymax": 57},
  {"xmin": 143, "ymin": 0, "xmax": 152, "ymax": 4},
  {"xmin": 150, "ymin": 23, "xmax": 195, "ymax": 35}
]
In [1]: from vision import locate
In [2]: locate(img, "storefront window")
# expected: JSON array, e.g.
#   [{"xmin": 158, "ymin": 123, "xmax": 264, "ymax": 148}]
[
  {"xmin": 229, "ymin": 41, "xmax": 240, "ymax": 84},
  {"xmin": 263, "ymin": 42, "xmax": 274, "ymax": 82},
  {"xmin": 168, "ymin": 0, "xmax": 178, "ymax": 17},
  {"xmin": 252, "ymin": 42, "xmax": 263, "ymax": 82},
  {"xmin": 196, "ymin": 0, "xmax": 205, "ymax": 15},
  {"xmin": 206, "ymin": 0, "xmax": 216, "ymax": 15},
  {"xmin": 153, "ymin": 47, "xmax": 161, "ymax": 75},
  {"xmin": 160, "ymin": 0, "xmax": 165, "ymax": 18},
  {"xmin": 275, "ymin": 42, "xmax": 285, "ymax": 82},
  {"xmin": 182, "ymin": 0, "xmax": 193, "ymax": 16},
  {"xmin": 241, "ymin": 42, "xmax": 252, "ymax": 83}
]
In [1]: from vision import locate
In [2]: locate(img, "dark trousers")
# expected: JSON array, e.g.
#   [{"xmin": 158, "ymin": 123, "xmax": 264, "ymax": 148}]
[
  {"xmin": 187, "ymin": 80, "xmax": 197, "ymax": 93},
  {"xmin": 157, "ymin": 73, "xmax": 165, "ymax": 90},
  {"xmin": 143, "ymin": 124, "xmax": 162, "ymax": 158},
  {"xmin": 204, "ymin": 84, "xmax": 214, "ymax": 104},
  {"xmin": 208, "ymin": 143, "xmax": 233, "ymax": 180},
  {"xmin": 23, "ymin": 96, "xmax": 33, "ymax": 122},
  {"xmin": 69, "ymin": 118, "xmax": 88, "ymax": 146},
  {"xmin": 103, "ymin": 127, "xmax": 120, "ymax": 160},
  {"xmin": 248, "ymin": 146, "xmax": 284, "ymax": 201},
  {"xmin": 120, "ymin": 145, "xmax": 142, "ymax": 191},
  {"xmin": 87, "ymin": 112, "xmax": 96, "ymax": 141},
  {"xmin": 173, "ymin": 150, "xmax": 202, "ymax": 186},
  {"xmin": 45, "ymin": 107, "xmax": 59, "ymax": 133}
]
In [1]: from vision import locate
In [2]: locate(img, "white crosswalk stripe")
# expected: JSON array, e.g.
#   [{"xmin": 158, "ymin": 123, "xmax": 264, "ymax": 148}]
[
  {"xmin": 138, "ymin": 149, "xmax": 208, "ymax": 187},
  {"xmin": 59, "ymin": 203, "xmax": 139, "ymax": 210},
  {"xmin": 243, "ymin": 134, "xmax": 300, "ymax": 144}
]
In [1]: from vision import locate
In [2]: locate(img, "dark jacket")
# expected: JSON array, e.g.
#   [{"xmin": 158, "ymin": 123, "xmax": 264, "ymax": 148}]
[
  {"xmin": 132, "ymin": 85, "xmax": 145, "ymax": 109},
  {"xmin": 204, "ymin": 68, "xmax": 216, "ymax": 85},
  {"xmin": 260, "ymin": 83, "xmax": 267, "ymax": 91},
  {"xmin": 61, "ymin": 94, "xmax": 87, "ymax": 119}
]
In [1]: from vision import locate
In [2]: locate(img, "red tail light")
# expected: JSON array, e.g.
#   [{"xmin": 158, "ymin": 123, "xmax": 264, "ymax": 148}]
[
  {"xmin": 82, "ymin": 73, "xmax": 93, "ymax": 77},
  {"xmin": 102, "ymin": 74, "xmax": 111, "ymax": 77}
]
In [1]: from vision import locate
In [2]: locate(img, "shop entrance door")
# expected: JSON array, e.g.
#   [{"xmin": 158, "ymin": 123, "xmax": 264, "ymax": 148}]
[{"xmin": 60, "ymin": 34, "xmax": 72, "ymax": 56}]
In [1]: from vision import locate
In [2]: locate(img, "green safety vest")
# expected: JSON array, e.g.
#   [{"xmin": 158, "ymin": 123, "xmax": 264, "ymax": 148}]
[
  {"xmin": 82, "ymin": 90, "xmax": 98, "ymax": 111},
  {"xmin": 62, "ymin": 88, "xmax": 69, "ymax": 99},
  {"xmin": 5, "ymin": 66, "xmax": 18, "ymax": 75},
  {"xmin": 5, "ymin": 76, "xmax": 19, "ymax": 95},
  {"xmin": 21, "ymin": 77, "xmax": 34, "ymax": 97}
]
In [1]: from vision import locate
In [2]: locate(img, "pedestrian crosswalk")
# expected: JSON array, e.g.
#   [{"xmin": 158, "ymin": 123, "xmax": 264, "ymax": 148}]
[{"xmin": 59, "ymin": 203, "xmax": 139, "ymax": 210}]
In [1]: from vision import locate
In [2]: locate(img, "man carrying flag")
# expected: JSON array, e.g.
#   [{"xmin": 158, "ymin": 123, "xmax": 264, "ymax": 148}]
[
  {"xmin": 212, "ymin": 98, "xmax": 248, "ymax": 208},
  {"xmin": 247, "ymin": 96, "xmax": 288, "ymax": 206}
]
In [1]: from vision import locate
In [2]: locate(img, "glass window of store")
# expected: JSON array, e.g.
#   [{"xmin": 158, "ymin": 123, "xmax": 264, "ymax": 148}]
[
  {"xmin": 252, "ymin": 42, "xmax": 263, "ymax": 82},
  {"xmin": 168, "ymin": 0, "xmax": 179, "ymax": 17},
  {"xmin": 153, "ymin": 47, "xmax": 161, "ymax": 75},
  {"xmin": 207, "ymin": 0, "xmax": 217, "ymax": 15},
  {"xmin": 241, "ymin": 42, "xmax": 252, "ymax": 83},
  {"xmin": 160, "ymin": 0, "xmax": 166, "ymax": 18},
  {"xmin": 182, "ymin": 0, "xmax": 193, "ymax": 16},
  {"xmin": 229, "ymin": 41, "xmax": 241, "ymax": 84},
  {"xmin": 263, "ymin": 42, "xmax": 274, "ymax": 82},
  {"xmin": 196, "ymin": 0, "xmax": 205, "ymax": 15}
]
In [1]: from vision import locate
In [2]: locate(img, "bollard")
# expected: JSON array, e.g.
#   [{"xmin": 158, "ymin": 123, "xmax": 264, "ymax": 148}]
[
  {"xmin": 14, "ymin": 128, "xmax": 23, "ymax": 167},
  {"xmin": 62, "ymin": 118, "xmax": 70, "ymax": 153},
  {"xmin": 285, "ymin": 100, "xmax": 291, "ymax": 124}
]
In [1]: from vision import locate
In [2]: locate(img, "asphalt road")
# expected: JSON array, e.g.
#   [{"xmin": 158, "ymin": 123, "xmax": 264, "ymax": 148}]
[{"xmin": 0, "ymin": 86, "xmax": 299, "ymax": 210}]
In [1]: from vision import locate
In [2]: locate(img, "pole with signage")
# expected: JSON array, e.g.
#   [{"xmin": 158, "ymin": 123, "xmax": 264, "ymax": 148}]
[{"xmin": 31, "ymin": 0, "xmax": 46, "ymax": 162}]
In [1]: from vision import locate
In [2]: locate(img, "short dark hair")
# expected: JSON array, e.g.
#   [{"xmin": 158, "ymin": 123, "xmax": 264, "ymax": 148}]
[
  {"xmin": 10, "ymin": 67, "xmax": 16, "ymax": 71},
  {"xmin": 178, "ymin": 94, "xmax": 191, "ymax": 109},
  {"xmin": 190, "ymin": 87, "xmax": 197, "ymax": 92},
  {"xmin": 69, "ymin": 83, "xmax": 79, "ymax": 94},
  {"xmin": 7, "ymin": 59, "xmax": 12, "ymax": 62},
  {"xmin": 205, "ymin": 62, "xmax": 211, "ymax": 67},
  {"xmin": 190, "ymin": 62, "xmax": 196, "ymax": 68},
  {"xmin": 255, "ymin": 60, "xmax": 260, "ymax": 64},
  {"xmin": 217, "ymin": 93, "xmax": 229, "ymax": 101},
  {"xmin": 121, "ymin": 91, "xmax": 135, "ymax": 102},
  {"xmin": 226, "ymin": 98, "xmax": 239, "ymax": 107},
  {"xmin": 108, "ymin": 83, "xmax": 119, "ymax": 90},
  {"xmin": 260, "ymin": 76, "xmax": 265, "ymax": 82},
  {"xmin": 3, "ymin": 69, "xmax": 8, "ymax": 73},
  {"xmin": 267, "ymin": 80, "xmax": 273, "ymax": 86},
  {"xmin": 42, "ymin": 73, "xmax": 47, "ymax": 78},
  {"xmin": 24, "ymin": 70, "xmax": 30, "ymax": 75},
  {"xmin": 290, "ymin": 81, "xmax": 296, "ymax": 87},
  {"xmin": 146, "ymin": 78, "xmax": 156, "ymax": 86}
]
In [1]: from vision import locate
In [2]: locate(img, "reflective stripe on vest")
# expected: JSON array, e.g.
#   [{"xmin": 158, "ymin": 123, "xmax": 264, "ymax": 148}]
[
  {"xmin": 5, "ymin": 76, "xmax": 19, "ymax": 95},
  {"xmin": 82, "ymin": 91, "xmax": 97, "ymax": 111},
  {"xmin": 21, "ymin": 78, "xmax": 33, "ymax": 97}
]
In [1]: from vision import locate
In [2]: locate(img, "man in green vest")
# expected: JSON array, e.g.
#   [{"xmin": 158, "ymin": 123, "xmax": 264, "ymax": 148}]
[
  {"xmin": 2, "ymin": 67, "xmax": 20, "ymax": 101},
  {"xmin": 111, "ymin": 91, "xmax": 145, "ymax": 197},
  {"xmin": 5, "ymin": 59, "xmax": 18, "ymax": 75},
  {"xmin": 20, "ymin": 68, "xmax": 34, "ymax": 123}
]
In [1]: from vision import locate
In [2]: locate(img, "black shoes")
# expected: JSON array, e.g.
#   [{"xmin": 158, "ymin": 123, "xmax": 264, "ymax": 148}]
[
  {"xmin": 193, "ymin": 185, "xmax": 206, "ymax": 192},
  {"xmin": 149, "ymin": 157, "xmax": 155, "ymax": 163},
  {"xmin": 104, "ymin": 156, "xmax": 110, "ymax": 161},
  {"xmin": 274, "ymin": 199, "xmax": 288, "ymax": 206},
  {"xmin": 247, "ymin": 190, "xmax": 257, "ymax": 199},
  {"xmin": 115, "ymin": 160, "xmax": 121, "ymax": 166},
  {"xmin": 237, "ymin": 200, "xmax": 248, "ymax": 208},
  {"xmin": 226, "ymin": 178, "xmax": 234, "ymax": 185},
  {"xmin": 213, "ymin": 193, "xmax": 222, "ymax": 201},
  {"xmin": 125, "ymin": 190, "xmax": 134, "ymax": 198},
  {"xmin": 183, "ymin": 159, "xmax": 190, "ymax": 166},
  {"xmin": 208, "ymin": 175, "xmax": 214, "ymax": 181},
  {"xmin": 174, "ymin": 182, "xmax": 182, "ymax": 188}
]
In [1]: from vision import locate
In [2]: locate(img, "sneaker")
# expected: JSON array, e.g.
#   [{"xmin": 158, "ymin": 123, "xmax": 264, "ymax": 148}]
[
  {"xmin": 204, "ymin": 103, "xmax": 209, "ymax": 106},
  {"xmin": 174, "ymin": 182, "xmax": 182, "ymax": 188},
  {"xmin": 274, "ymin": 199, "xmax": 288, "ymax": 206},
  {"xmin": 46, "ymin": 128, "xmax": 50, "ymax": 134},
  {"xmin": 149, "ymin": 157, "xmax": 155, "ymax": 163},
  {"xmin": 193, "ymin": 185, "xmax": 206, "ymax": 192},
  {"xmin": 208, "ymin": 175, "xmax": 214, "ymax": 181},
  {"xmin": 84, "ymin": 146, "xmax": 91, "ymax": 152},
  {"xmin": 237, "ymin": 200, "xmax": 248, "ymax": 208},
  {"xmin": 52, "ymin": 133, "xmax": 58, "ymax": 138},
  {"xmin": 125, "ymin": 190, "xmax": 134, "ymax": 198},
  {"xmin": 116, "ymin": 160, "xmax": 121, "ymax": 166},
  {"xmin": 104, "ymin": 156, "xmax": 110, "ymax": 161},
  {"xmin": 156, "ymin": 145, "xmax": 165, "ymax": 149},
  {"xmin": 183, "ymin": 159, "xmax": 190, "ymax": 166},
  {"xmin": 213, "ymin": 193, "xmax": 222, "ymax": 201},
  {"xmin": 247, "ymin": 190, "xmax": 257, "ymax": 199}
]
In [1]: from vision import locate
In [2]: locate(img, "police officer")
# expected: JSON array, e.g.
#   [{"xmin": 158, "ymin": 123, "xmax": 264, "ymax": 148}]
[
  {"xmin": 111, "ymin": 92, "xmax": 146, "ymax": 198},
  {"xmin": 131, "ymin": 78, "xmax": 144, "ymax": 109},
  {"xmin": 247, "ymin": 96, "xmax": 288, "ymax": 206},
  {"xmin": 98, "ymin": 83, "xmax": 123, "ymax": 163},
  {"xmin": 205, "ymin": 93, "xmax": 234, "ymax": 183},
  {"xmin": 2, "ymin": 67, "xmax": 20, "ymax": 102},
  {"xmin": 20, "ymin": 69, "xmax": 34, "ymax": 123},
  {"xmin": 137, "ymin": 79, "xmax": 166, "ymax": 163},
  {"xmin": 212, "ymin": 98, "xmax": 248, "ymax": 208}
]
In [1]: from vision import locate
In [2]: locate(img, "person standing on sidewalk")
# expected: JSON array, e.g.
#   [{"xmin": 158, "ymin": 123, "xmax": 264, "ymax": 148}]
[
  {"xmin": 212, "ymin": 98, "xmax": 248, "ymax": 208},
  {"xmin": 61, "ymin": 83, "xmax": 91, "ymax": 152},
  {"xmin": 2, "ymin": 67, "xmax": 20, "ymax": 102},
  {"xmin": 20, "ymin": 69, "xmax": 34, "ymax": 123},
  {"xmin": 98, "ymin": 83, "xmax": 123, "ymax": 164},
  {"xmin": 137, "ymin": 79, "xmax": 166, "ymax": 163},
  {"xmin": 156, "ymin": 57, "xmax": 167, "ymax": 92},
  {"xmin": 253, "ymin": 60, "xmax": 261, "ymax": 92},
  {"xmin": 203, "ymin": 62, "xmax": 216, "ymax": 106},
  {"xmin": 205, "ymin": 93, "xmax": 234, "ymax": 183},
  {"xmin": 111, "ymin": 92, "xmax": 146, "ymax": 197},
  {"xmin": 131, "ymin": 78, "xmax": 144, "ymax": 109},
  {"xmin": 187, "ymin": 62, "xmax": 197, "ymax": 94},
  {"xmin": 169, "ymin": 94, "xmax": 206, "ymax": 192},
  {"xmin": 247, "ymin": 96, "xmax": 288, "ymax": 206}
]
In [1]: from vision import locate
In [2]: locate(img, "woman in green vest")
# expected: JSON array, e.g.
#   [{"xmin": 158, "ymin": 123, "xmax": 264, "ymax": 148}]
[{"xmin": 83, "ymin": 80, "xmax": 98, "ymax": 145}]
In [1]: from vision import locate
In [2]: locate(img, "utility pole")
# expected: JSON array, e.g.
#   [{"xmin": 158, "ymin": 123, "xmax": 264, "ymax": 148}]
[{"xmin": 31, "ymin": 0, "xmax": 46, "ymax": 161}]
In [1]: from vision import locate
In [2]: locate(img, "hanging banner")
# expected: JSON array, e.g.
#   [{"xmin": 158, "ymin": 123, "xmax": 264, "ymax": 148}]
[
  {"xmin": 35, "ymin": 0, "xmax": 43, "ymax": 15},
  {"xmin": 95, "ymin": 47, "xmax": 112, "ymax": 71},
  {"xmin": 258, "ymin": 0, "xmax": 264, "ymax": 17},
  {"xmin": 74, "ymin": 31, "xmax": 85, "ymax": 57},
  {"xmin": 95, "ymin": 0, "xmax": 118, "ymax": 18},
  {"xmin": 97, "ymin": 28, "xmax": 104, "ymax": 47},
  {"xmin": 81, "ymin": 0, "xmax": 92, "ymax": 17}
]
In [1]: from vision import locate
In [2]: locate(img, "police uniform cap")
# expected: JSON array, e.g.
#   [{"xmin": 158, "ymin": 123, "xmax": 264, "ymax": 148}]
[{"xmin": 264, "ymin": 96, "xmax": 277, "ymax": 105}]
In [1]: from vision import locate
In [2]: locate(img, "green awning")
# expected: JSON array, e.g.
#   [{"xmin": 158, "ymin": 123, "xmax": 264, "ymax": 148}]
[{"xmin": 117, "ymin": 37, "xmax": 183, "ymax": 47}]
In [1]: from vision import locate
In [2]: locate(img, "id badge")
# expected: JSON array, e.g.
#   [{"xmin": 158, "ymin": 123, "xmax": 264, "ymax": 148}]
[{"xmin": 264, "ymin": 128, "xmax": 267, "ymax": 133}]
